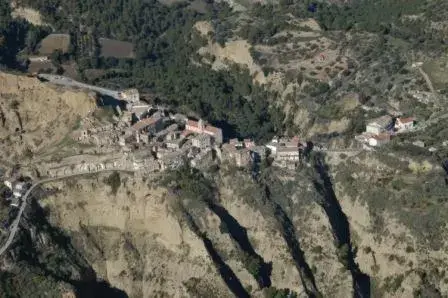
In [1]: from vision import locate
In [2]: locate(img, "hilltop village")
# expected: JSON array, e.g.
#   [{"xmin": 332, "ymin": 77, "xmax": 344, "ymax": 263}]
[
  {"xmin": 0, "ymin": 75, "xmax": 428, "ymax": 213},
  {"xmin": 46, "ymin": 86, "xmax": 266, "ymax": 176}
]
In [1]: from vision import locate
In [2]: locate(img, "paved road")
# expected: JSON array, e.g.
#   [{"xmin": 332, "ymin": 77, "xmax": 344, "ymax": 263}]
[
  {"xmin": 37, "ymin": 74, "xmax": 121, "ymax": 99},
  {"xmin": 0, "ymin": 169, "xmax": 133, "ymax": 256}
]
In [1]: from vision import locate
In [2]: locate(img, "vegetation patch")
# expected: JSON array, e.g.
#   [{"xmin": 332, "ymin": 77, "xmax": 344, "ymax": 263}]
[
  {"xmin": 38, "ymin": 33, "xmax": 71, "ymax": 55},
  {"xmin": 105, "ymin": 171, "xmax": 121, "ymax": 195},
  {"xmin": 99, "ymin": 38, "xmax": 135, "ymax": 59}
]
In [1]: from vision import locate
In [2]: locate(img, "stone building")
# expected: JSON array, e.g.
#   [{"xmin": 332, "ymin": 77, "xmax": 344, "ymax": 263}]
[
  {"xmin": 131, "ymin": 113, "xmax": 164, "ymax": 135},
  {"xmin": 185, "ymin": 119, "xmax": 223, "ymax": 144},
  {"xmin": 192, "ymin": 134, "xmax": 212, "ymax": 150}
]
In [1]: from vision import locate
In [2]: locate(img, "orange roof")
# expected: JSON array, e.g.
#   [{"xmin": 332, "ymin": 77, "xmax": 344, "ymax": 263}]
[
  {"xmin": 204, "ymin": 125, "xmax": 221, "ymax": 134},
  {"xmin": 131, "ymin": 116, "xmax": 160, "ymax": 131},
  {"xmin": 398, "ymin": 117, "xmax": 414, "ymax": 124}
]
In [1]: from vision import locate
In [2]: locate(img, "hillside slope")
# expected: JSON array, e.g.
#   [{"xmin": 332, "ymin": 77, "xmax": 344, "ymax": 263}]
[{"xmin": 0, "ymin": 72, "xmax": 95, "ymax": 162}]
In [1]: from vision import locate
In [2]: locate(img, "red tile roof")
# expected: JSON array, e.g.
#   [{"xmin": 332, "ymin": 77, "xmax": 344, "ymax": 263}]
[
  {"xmin": 204, "ymin": 125, "xmax": 221, "ymax": 134},
  {"xmin": 131, "ymin": 116, "xmax": 160, "ymax": 131}
]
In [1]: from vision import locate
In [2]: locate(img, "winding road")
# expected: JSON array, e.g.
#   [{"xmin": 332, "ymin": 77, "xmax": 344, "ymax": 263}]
[{"xmin": 0, "ymin": 169, "xmax": 133, "ymax": 256}]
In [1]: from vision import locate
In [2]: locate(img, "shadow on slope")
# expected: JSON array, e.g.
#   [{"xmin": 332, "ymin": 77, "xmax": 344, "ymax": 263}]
[
  {"xmin": 182, "ymin": 208, "xmax": 250, "ymax": 298},
  {"xmin": 311, "ymin": 154, "xmax": 370, "ymax": 298},
  {"xmin": 10, "ymin": 199, "xmax": 128, "ymax": 298},
  {"xmin": 262, "ymin": 183, "xmax": 321, "ymax": 298},
  {"xmin": 207, "ymin": 201, "xmax": 272, "ymax": 289}
]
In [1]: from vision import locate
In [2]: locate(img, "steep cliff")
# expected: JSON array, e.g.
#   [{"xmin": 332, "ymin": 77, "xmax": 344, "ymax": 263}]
[{"xmin": 0, "ymin": 72, "xmax": 95, "ymax": 162}]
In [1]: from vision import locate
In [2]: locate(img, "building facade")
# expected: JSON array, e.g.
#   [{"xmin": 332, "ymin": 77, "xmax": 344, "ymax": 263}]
[
  {"xmin": 366, "ymin": 115, "xmax": 393, "ymax": 134},
  {"xmin": 185, "ymin": 119, "xmax": 223, "ymax": 144},
  {"xmin": 394, "ymin": 117, "xmax": 415, "ymax": 132},
  {"xmin": 276, "ymin": 147, "xmax": 300, "ymax": 161}
]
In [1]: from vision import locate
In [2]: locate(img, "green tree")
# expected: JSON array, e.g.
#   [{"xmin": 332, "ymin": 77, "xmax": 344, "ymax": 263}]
[{"xmin": 105, "ymin": 171, "xmax": 121, "ymax": 195}]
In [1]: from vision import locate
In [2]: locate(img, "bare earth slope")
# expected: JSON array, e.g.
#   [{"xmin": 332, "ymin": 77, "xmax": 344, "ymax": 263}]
[{"xmin": 0, "ymin": 72, "xmax": 95, "ymax": 161}]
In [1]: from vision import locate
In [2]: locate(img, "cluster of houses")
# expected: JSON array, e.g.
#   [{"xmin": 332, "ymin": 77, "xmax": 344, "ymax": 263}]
[
  {"xmin": 356, "ymin": 114, "xmax": 416, "ymax": 147},
  {"xmin": 69, "ymin": 91, "xmax": 227, "ymax": 173},
  {"xmin": 67, "ymin": 88, "xmax": 432, "ymax": 175},
  {"xmin": 44, "ymin": 152, "xmax": 161, "ymax": 178},
  {"xmin": 71, "ymin": 90, "xmax": 311, "ymax": 172},
  {"xmin": 69, "ymin": 86, "xmax": 319, "ymax": 172}
]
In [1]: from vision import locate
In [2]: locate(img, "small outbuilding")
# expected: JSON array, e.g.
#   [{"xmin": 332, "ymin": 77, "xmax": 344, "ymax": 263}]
[{"xmin": 368, "ymin": 134, "xmax": 391, "ymax": 147}]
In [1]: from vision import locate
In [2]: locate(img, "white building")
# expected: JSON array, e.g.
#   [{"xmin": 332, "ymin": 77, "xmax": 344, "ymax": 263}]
[
  {"xmin": 28, "ymin": 56, "xmax": 49, "ymax": 62},
  {"xmin": 394, "ymin": 117, "xmax": 415, "ymax": 132},
  {"xmin": 413, "ymin": 140, "xmax": 425, "ymax": 148},
  {"xmin": 266, "ymin": 142, "xmax": 278, "ymax": 155},
  {"xmin": 10, "ymin": 197, "xmax": 20, "ymax": 208},
  {"xmin": 366, "ymin": 115, "xmax": 393, "ymax": 134},
  {"xmin": 130, "ymin": 103, "xmax": 152, "ymax": 120},
  {"xmin": 276, "ymin": 147, "xmax": 300, "ymax": 161},
  {"xmin": 4, "ymin": 180, "xmax": 12, "ymax": 190},
  {"xmin": 192, "ymin": 134, "xmax": 212, "ymax": 150}
]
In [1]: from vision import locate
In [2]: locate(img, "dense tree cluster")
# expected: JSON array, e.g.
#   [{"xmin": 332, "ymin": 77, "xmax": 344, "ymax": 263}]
[
  {"xmin": 242, "ymin": 0, "xmax": 447, "ymax": 50},
  {"xmin": 0, "ymin": 3, "xmax": 29, "ymax": 69},
  {"xmin": 15, "ymin": 0, "xmax": 284, "ymax": 141},
  {"xmin": 0, "ymin": 2, "xmax": 52, "ymax": 69},
  {"xmin": 7, "ymin": 0, "xmax": 446, "ymax": 140}
]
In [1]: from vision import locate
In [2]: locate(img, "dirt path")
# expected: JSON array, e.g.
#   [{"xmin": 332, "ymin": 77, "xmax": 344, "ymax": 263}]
[{"xmin": 418, "ymin": 67, "xmax": 439, "ymax": 102}]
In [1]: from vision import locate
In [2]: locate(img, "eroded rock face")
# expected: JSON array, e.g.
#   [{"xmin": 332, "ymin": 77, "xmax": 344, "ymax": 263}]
[
  {"xmin": 38, "ymin": 169, "xmax": 353, "ymax": 297},
  {"xmin": 0, "ymin": 72, "xmax": 95, "ymax": 160},
  {"xmin": 41, "ymin": 175, "xmax": 232, "ymax": 297},
  {"xmin": 32, "ymin": 160, "xmax": 448, "ymax": 297}
]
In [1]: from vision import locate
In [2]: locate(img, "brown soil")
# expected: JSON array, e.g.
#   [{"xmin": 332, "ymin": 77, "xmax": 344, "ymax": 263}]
[{"xmin": 0, "ymin": 72, "xmax": 95, "ymax": 161}]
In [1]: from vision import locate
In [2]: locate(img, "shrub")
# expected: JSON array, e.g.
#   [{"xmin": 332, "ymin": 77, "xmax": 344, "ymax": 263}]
[
  {"xmin": 105, "ymin": 171, "xmax": 121, "ymax": 195},
  {"xmin": 264, "ymin": 287, "xmax": 298, "ymax": 298}
]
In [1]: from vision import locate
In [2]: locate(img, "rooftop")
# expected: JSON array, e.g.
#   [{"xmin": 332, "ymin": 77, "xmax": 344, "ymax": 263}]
[
  {"xmin": 186, "ymin": 119, "xmax": 222, "ymax": 135},
  {"xmin": 397, "ymin": 117, "xmax": 415, "ymax": 124},
  {"xmin": 277, "ymin": 147, "xmax": 300, "ymax": 153},
  {"xmin": 368, "ymin": 115, "xmax": 393, "ymax": 127},
  {"xmin": 131, "ymin": 115, "xmax": 161, "ymax": 131},
  {"xmin": 204, "ymin": 125, "xmax": 221, "ymax": 134}
]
